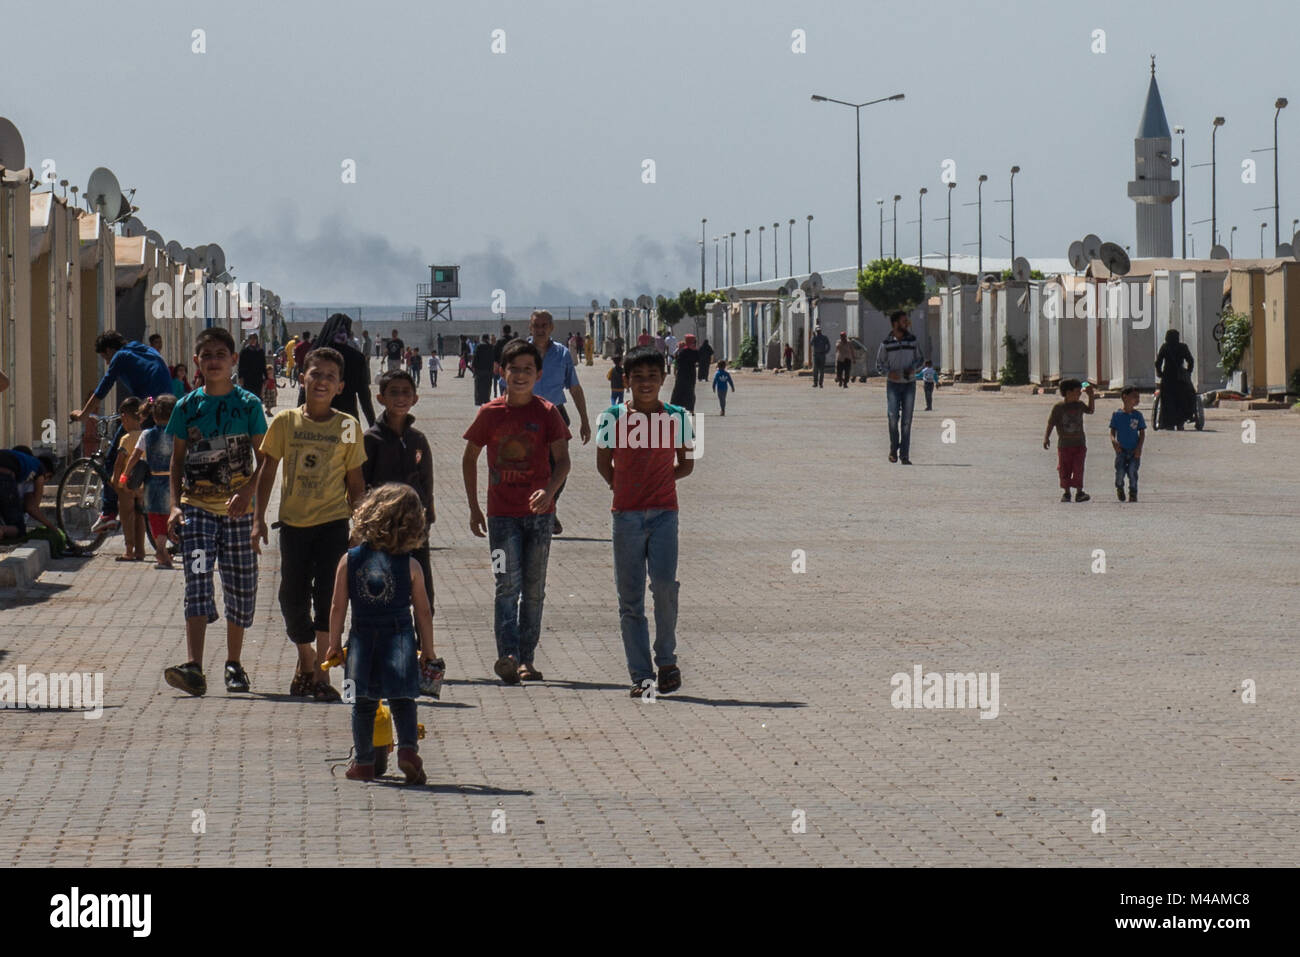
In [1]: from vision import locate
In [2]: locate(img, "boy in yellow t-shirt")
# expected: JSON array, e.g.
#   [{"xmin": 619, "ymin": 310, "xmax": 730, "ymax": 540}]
[{"xmin": 255, "ymin": 347, "xmax": 366, "ymax": 700}]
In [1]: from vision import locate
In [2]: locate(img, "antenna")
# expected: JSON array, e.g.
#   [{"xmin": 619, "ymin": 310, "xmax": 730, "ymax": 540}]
[
  {"xmin": 121, "ymin": 217, "xmax": 146, "ymax": 238},
  {"xmin": 0, "ymin": 117, "xmax": 25, "ymax": 170},
  {"xmin": 1209, "ymin": 244, "xmax": 1230, "ymax": 260},
  {"xmin": 85, "ymin": 167, "xmax": 123, "ymax": 223},
  {"xmin": 1011, "ymin": 256, "xmax": 1031, "ymax": 281},
  {"xmin": 1082, "ymin": 234, "xmax": 1103, "ymax": 261},
  {"xmin": 1099, "ymin": 242, "xmax": 1131, "ymax": 277},
  {"xmin": 1068, "ymin": 241, "xmax": 1087, "ymax": 272}
]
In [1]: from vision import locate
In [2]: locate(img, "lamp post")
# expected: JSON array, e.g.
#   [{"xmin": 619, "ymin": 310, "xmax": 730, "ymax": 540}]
[
  {"xmin": 810, "ymin": 91, "xmax": 905, "ymax": 276},
  {"xmin": 1009, "ymin": 165, "xmax": 1021, "ymax": 264},
  {"xmin": 773, "ymin": 222, "xmax": 780, "ymax": 278},
  {"xmin": 1230, "ymin": 224, "xmax": 1238, "ymax": 257},
  {"xmin": 977, "ymin": 174, "xmax": 987, "ymax": 278},
  {"xmin": 759, "ymin": 225, "xmax": 765, "ymax": 281},
  {"xmin": 1173, "ymin": 125, "xmax": 1186, "ymax": 257},
  {"xmin": 946, "ymin": 181, "xmax": 956, "ymax": 286},
  {"xmin": 1274, "ymin": 98, "xmax": 1288, "ymax": 251},
  {"xmin": 917, "ymin": 187, "xmax": 927, "ymax": 265},
  {"xmin": 730, "ymin": 232, "xmax": 736, "ymax": 285},
  {"xmin": 744, "ymin": 229, "xmax": 750, "ymax": 282},
  {"xmin": 892, "ymin": 194, "xmax": 901, "ymax": 258},
  {"xmin": 876, "ymin": 199, "xmax": 884, "ymax": 260},
  {"xmin": 700, "ymin": 218, "xmax": 707, "ymax": 291},
  {"xmin": 788, "ymin": 219, "xmax": 795, "ymax": 275},
  {"xmin": 806, "ymin": 215, "xmax": 813, "ymax": 273},
  {"xmin": 1211, "ymin": 116, "xmax": 1225, "ymax": 249},
  {"xmin": 1261, "ymin": 221, "xmax": 1268, "ymax": 258}
]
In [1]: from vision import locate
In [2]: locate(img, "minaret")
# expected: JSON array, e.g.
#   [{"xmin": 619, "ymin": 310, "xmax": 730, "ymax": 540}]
[{"xmin": 1127, "ymin": 57, "xmax": 1179, "ymax": 257}]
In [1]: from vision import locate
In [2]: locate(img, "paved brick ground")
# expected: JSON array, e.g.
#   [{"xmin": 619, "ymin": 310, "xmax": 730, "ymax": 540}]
[{"xmin": 2, "ymin": 361, "xmax": 1297, "ymax": 866}]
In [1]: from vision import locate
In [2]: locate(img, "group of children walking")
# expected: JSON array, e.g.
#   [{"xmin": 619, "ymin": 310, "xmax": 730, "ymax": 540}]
[
  {"xmin": 1044, "ymin": 379, "xmax": 1147, "ymax": 503},
  {"xmin": 158, "ymin": 323, "xmax": 694, "ymax": 785}
]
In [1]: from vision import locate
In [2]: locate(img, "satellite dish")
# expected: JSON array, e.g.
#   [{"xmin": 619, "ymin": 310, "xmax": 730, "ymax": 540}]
[
  {"xmin": 116, "ymin": 195, "xmax": 132, "ymax": 223},
  {"xmin": 1275, "ymin": 243, "xmax": 1294, "ymax": 258},
  {"xmin": 184, "ymin": 247, "xmax": 201, "ymax": 268},
  {"xmin": 590, "ymin": 299, "xmax": 599, "ymax": 310},
  {"xmin": 782, "ymin": 278, "xmax": 799, "ymax": 295},
  {"xmin": 145, "ymin": 229, "xmax": 164, "ymax": 247},
  {"xmin": 1209, "ymin": 244, "xmax": 1230, "ymax": 260},
  {"xmin": 1292, "ymin": 230, "xmax": 1300, "ymax": 252},
  {"xmin": 121, "ymin": 217, "xmax": 146, "ymax": 238},
  {"xmin": 1068, "ymin": 241, "xmax": 1087, "ymax": 272},
  {"xmin": 622, "ymin": 298, "xmax": 634, "ymax": 309},
  {"xmin": 204, "ymin": 243, "xmax": 226, "ymax": 275},
  {"xmin": 802, "ymin": 272, "xmax": 824, "ymax": 296},
  {"xmin": 85, "ymin": 167, "xmax": 123, "ymax": 223},
  {"xmin": 1082, "ymin": 233, "xmax": 1103, "ymax": 261},
  {"xmin": 0, "ymin": 117, "xmax": 26, "ymax": 170},
  {"xmin": 1099, "ymin": 243, "xmax": 1130, "ymax": 277},
  {"xmin": 1011, "ymin": 257, "xmax": 1031, "ymax": 281},
  {"xmin": 608, "ymin": 299, "xmax": 618, "ymax": 309},
  {"xmin": 636, "ymin": 294, "xmax": 652, "ymax": 309},
  {"xmin": 166, "ymin": 240, "xmax": 185, "ymax": 262}
]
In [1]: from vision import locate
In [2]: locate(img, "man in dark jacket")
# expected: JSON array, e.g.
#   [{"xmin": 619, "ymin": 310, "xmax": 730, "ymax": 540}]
[{"xmin": 238, "ymin": 333, "xmax": 267, "ymax": 398}]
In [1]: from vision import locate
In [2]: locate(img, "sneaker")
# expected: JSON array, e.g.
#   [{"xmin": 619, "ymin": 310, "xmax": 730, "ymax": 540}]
[
  {"xmin": 1127, "ymin": 491, "xmax": 1137, "ymax": 502},
  {"xmin": 224, "ymin": 661, "xmax": 251, "ymax": 693},
  {"xmin": 900, "ymin": 458, "xmax": 912, "ymax": 465},
  {"xmin": 494, "ymin": 655, "xmax": 521, "ymax": 685},
  {"xmin": 313, "ymin": 680, "xmax": 342, "ymax": 703},
  {"xmin": 397, "ymin": 748, "xmax": 426, "ymax": 785},
  {"xmin": 656, "ymin": 664, "xmax": 682, "ymax": 695},
  {"xmin": 1074, "ymin": 491, "xmax": 1091, "ymax": 502},
  {"xmin": 1116, "ymin": 487, "xmax": 1126, "ymax": 502},
  {"xmin": 1061, "ymin": 491, "xmax": 1072, "ymax": 503},
  {"xmin": 630, "ymin": 681, "xmax": 655, "ymax": 699},
  {"xmin": 164, "ymin": 662, "xmax": 207, "ymax": 697},
  {"xmin": 289, "ymin": 672, "xmax": 314, "ymax": 697},
  {"xmin": 90, "ymin": 512, "xmax": 120, "ymax": 534},
  {"xmin": 344, "ymin": 761, "xmax": 375, "ymax": 782}
]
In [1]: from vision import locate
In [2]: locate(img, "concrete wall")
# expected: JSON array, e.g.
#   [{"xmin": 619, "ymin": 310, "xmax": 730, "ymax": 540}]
[
  {"xmin": 1261, "ymin": 263, "xmax": 1300, "ymax": 395},
  {"xmin": 1, "ymin": 174, "xmax": 33, "ymax": 449}
]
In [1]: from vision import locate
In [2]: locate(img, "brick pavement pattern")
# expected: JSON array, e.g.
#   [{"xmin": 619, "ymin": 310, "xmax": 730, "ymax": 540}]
[{"xmin": 1, "ymin": 363, "xmax": 1297, "ymax": 866}]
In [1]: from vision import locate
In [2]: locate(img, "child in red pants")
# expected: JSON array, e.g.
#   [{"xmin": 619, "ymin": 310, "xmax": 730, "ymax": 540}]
[{"xmin": 1044, "ymin": 379, "xmax": 1095, "ymax": 502}]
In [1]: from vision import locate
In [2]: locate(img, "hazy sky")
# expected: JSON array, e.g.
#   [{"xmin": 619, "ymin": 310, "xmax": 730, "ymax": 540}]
[{"xmin": 2, "ymin": 0, "xmax": 1295, "ymax": 303}]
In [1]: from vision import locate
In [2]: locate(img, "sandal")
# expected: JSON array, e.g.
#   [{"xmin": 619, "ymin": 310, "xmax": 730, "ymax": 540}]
[
  {"xmin": 517, "ymin": 663, "xmax": 544, "ymax": 681},
  {"xmin": 494, "ymin": 655, "xmax": 520, "ymax": 685},
  {"xmin": 656, "ymin": 665, "xmax": 682, "ymax": 695}
]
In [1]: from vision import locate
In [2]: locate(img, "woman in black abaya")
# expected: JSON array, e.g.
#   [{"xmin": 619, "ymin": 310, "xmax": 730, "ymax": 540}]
[
  {"xmin": 1154, "ymin": 328, "xmax": 1195, "ymax": 430},
  {"xmin": 297, "ymin": 312, "xmax": 376, "ymax": 427}
]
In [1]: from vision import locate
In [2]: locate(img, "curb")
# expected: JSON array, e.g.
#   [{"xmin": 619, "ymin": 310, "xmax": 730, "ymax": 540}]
[{"xmin": 0, "ymin": 539, "xmax": 52, "ymax": 588}]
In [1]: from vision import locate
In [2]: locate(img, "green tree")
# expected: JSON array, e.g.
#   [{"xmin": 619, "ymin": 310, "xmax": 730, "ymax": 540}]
[
  {"xmin": 656, "ymin": 294, "xmax": 685, "ymax": 327},
  {"xmin": 998, "ymin": 268, "xmax": 1046, "ymax": 281},
  {"xmin": 739, "ymin": 335, "xmax": 758, "ymax": 368},
  {"xmin": 999, "ymin": 334, "xmax": 1029, "ymax": 385},
  {"xmin": 857, "ymin": 258, "xmax": 926, "ymax": 314},
  {"xmin": 1217, "ymin": 309, "xmax": 1252, "ymax": 377}
]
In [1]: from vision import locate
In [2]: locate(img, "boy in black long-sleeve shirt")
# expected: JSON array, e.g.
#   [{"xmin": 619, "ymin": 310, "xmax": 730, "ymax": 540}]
[{"xmin": 363, "ymin": 370, "xmax": 435, "ymax": 608}]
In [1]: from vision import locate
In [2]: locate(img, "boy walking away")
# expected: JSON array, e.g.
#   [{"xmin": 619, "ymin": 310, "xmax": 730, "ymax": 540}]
[
  {"xmin": 163, "ymin": 328, "xmax": 268, "ymax": 697},
  {"xmin": 256, "ymin": 347, "xmax": 366, "ymax": 701},
  {"xmin": 364, "ymin": 369, "xmax": 435, "ymax": 614},
  {"xmin": 462, "ymin": 339, "xmax": 570, "ymax": 685},
  {"xmin": 922, "ymin": 360, "xmax": 937, "ymax": 410},
  {"xmin": 1110, "ymin": 386, "xmax": 1146, "ymax": 502},
  {"xmin": 1044, "ymin": 378, "xmax": 1096, "ymax": 502},
  {"xmin": 834, "ymin": 332, "xmax": 854, "ymax": 387},
  {"xmin": 712, "ymin": 360, "xmax": 736, "ymax": 415},
  {"xmin": 427, "ymin": 351, "xmax": 441, "ymax": 388},
  {"xmin": 122, "ymin": 393, "xmax": 177, "ymax": 567},
  {"xmin": 608, "ymin": 354, "xmax": 625, "ymax": 405},
  {"xmin": 595, "ymin": 345, "xmax": 694, "ymax": 698}
]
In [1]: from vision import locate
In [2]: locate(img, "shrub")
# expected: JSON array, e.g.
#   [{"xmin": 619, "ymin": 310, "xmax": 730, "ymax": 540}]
[
  {"xmin": 857, "ymin": 258, "xmax": 926, "ymax": 314},
  {"xmin": 1217, "ymin": 309, "xmax": 1252, "ymax": 377},
  {"xmin": 999, "ymin": 334, "xmax": 1028, "ymax": 385},
  {"xmin": 739, "ymin": 335, "xmax": 758, "ymax": 368}
]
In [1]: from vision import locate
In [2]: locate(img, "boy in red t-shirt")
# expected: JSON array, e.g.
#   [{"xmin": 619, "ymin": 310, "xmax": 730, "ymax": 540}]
[
  {"xmin": 595, "ymin": 345, "xmax": 695, "ymax": 699},
  {"xmin": 462, "ymin": 339, "xmax": 571, "ymax": 685}
]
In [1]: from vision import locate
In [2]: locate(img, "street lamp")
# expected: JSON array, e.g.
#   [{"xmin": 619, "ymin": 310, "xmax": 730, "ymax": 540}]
[
  {"xmin": 700, "ymin": 218, "xmax": 707, "ymax": 291},
  {"xmin": 1212, "ymin": 116, "xmax": 1225, "ymax": 249},
  {"xmin": 1261, "ymin": 221, "xmax": 1268, "ymax": 258},
  {"xmin": 788, "ymin": 219, "xmax": 795, "ymax": 276},
  {"xmin": 1173, "ymin": 125, "xmax": 1186, "ymax": 257},
  {"xmin": 1009, "ymin": 165, "xmax": 1021, "ymax": 264},
  {"xmin": 1273, "ymin": 98, "xmax": 1288, "ymax": 251},
  {"xmin": 876, "ymin": 199, "xmax": 884, "ymax": 259},
  {"xmin": 730, "ymin": 232, "xmax": 736, "ymax": 285},
  {"xmin": 810, "ymin": 91, "xmax": 905, "ymax": 276},
  {"xmin": 759, "ymin": 225, "xmax": 765, "ymax": 280},
  {"xmin": 977, "ymin": 174, "xmax": 988, "ymax": 278},
  {"xmin": 744, "ymin": 228, "xmax": 750, "ymax": 283},
  {"xmin": 892, "ymin": 195, "xmax": 901, "ymax": 258},
  {"xmin": 806, "ymin": 215, "xmax": 813, "ymax": 273},
  {"xmin": 773, "ymin": 223, "xmax": 781, "ymax": 278},
  {"xmin": 946, "ymin": 181, "xmax": 956, "ymax": 286},
  {"xmin": 713, "ymin": 236, "xmax": 719, "ymax": 289},
  {"xmin": 1230, "ymin": 224, "xmax": 1238, "ymax": 257},
  {"xmin": 918, "ymin": 187, "xmax": 927, "ymax": 265}
]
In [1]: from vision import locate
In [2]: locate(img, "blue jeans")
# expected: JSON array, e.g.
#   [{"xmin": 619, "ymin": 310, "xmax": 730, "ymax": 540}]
[
  {"xmin": 612, "ymin": 509, "xmax": 679, "ymax": 684},
  {"xmin": 352, "ymin": 696, "xmax": 418, "ymax": 765},
  {"xmin": 487, "ymin": 514, "xmax": 554, "ymax": 665},
  {"xmin": 1114, "ymin": 449, "xmax": 1140, "ymax": 491},
  {"xmin": 886, "ymin": 380, "xmax": 916, "ymax": 458},
  {"xmin": 716, "ymin": 389, "xmax": 728, "ymax": 413}
]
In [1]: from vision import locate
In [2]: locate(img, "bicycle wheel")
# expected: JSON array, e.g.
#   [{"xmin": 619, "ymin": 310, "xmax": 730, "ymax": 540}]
[{"xmin": 57, "ymin": 458, "xmax": 109, "ymax": 552}]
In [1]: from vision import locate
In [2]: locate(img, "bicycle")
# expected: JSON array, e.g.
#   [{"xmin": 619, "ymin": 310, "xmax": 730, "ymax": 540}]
[{"xmin": 56, "ymin": 413, "xmax": 163, "ymax": 554}]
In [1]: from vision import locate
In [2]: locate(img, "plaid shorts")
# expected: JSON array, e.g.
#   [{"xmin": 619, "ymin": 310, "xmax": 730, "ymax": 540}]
[{"xmin": 180, "ymin": 504, "xmax": 258, "ymax": 628}]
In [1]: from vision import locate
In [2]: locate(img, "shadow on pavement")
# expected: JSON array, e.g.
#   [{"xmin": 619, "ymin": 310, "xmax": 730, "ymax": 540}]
[
  {"xmin": 546, "ymin": 679, "xmax": 637, "ymax": 692},
  {"xmin": 552, "ymin": 536, "xmax": 612, "ymax": 544},
  {"xmin": 661, "ymin": 695, "xmax": 807, "ymax": 708},
  {"xmin": 372, "ymin": 781, "xmax": 535, "ymax": 796},
  {"xmin": 0, "ymin": 581, "xmax": 74, "ymax": 607}
]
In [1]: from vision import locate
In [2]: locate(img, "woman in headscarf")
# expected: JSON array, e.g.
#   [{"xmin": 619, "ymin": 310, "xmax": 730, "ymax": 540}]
[
  {"xmin": 1155, "ymin": 328, "xmax": 1195, "ymax": 430},
  {"xmin": 670, "ymin": 333, "xmax": 701, "ymax": 411},
  {"xmin": 298, "ymin": 312, "xmax": 376, "ymax": 426}
]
